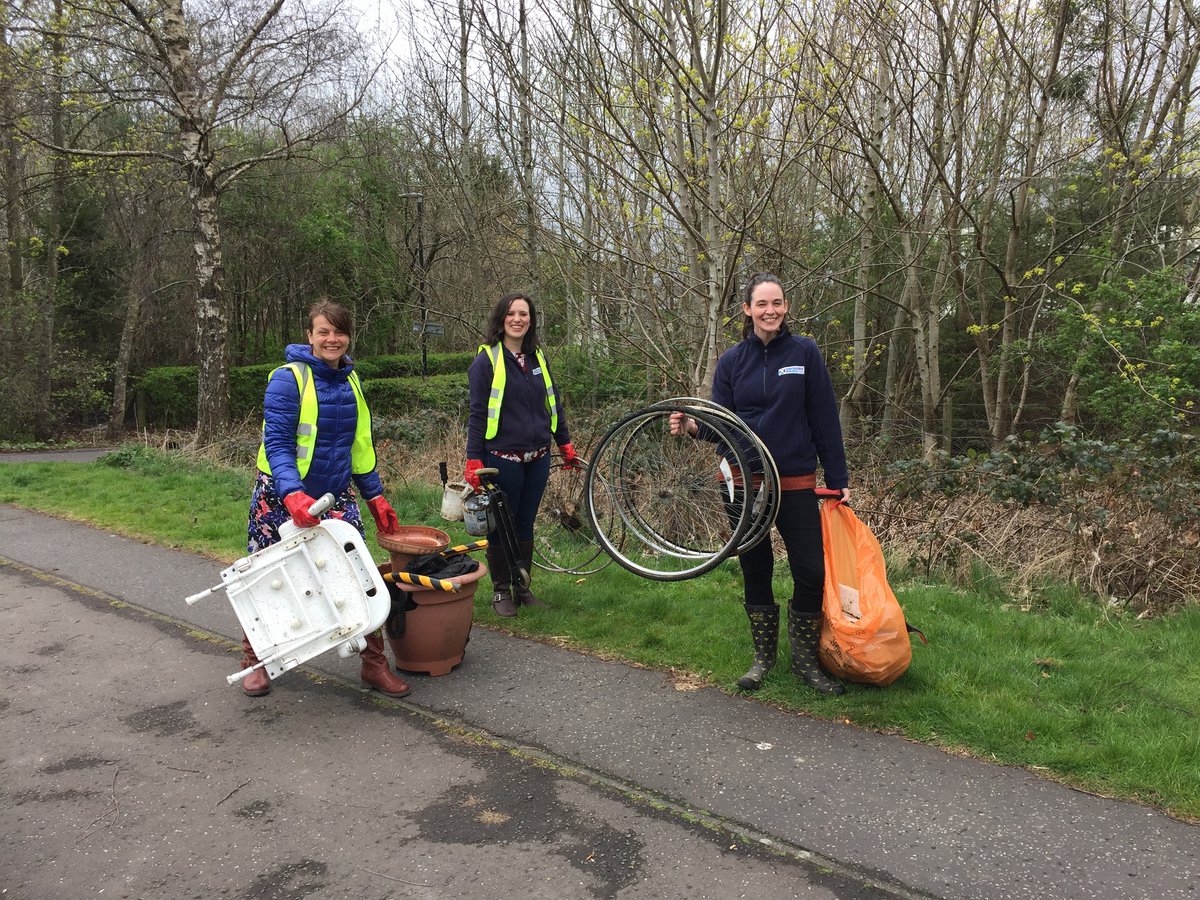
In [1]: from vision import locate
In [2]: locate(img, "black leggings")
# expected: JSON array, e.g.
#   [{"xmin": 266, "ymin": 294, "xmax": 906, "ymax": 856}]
[{"xmin": 736, "ymin": 489, "xmax": 824, "ymax": 616}]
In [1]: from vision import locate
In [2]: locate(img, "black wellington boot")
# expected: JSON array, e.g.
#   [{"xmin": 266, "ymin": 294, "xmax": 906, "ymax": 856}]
[
  {"xmin": 787, "ymin": 611, "xmax": 845, "ymax": 696},
  {"xmin": 737, "ymin": 604, "xmax": 779, "ymax": 691}
]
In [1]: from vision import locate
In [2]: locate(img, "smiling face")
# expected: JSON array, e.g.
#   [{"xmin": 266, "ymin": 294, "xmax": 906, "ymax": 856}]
[
  {"xmin": 307, "ymin": 314, "xmax": 350, "ymax": 367},
  {"xmin": 502, "ymin": 298, "xmax": 532, "ymax": 350},
  {"xmin": 744, "ymin": 281, "xmax": 788, "ymax": 343}
]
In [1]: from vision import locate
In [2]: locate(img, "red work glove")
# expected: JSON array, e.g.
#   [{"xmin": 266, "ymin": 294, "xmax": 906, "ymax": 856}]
[
  {"xmin": 365, "ymin": 495, "xmax": 400, "ymax": 535},
  {"xmin": 464, "ymin": 459, "xmax": 484, "ymax": 492},
  {"xmin": 283, "ymin": 491, "xmax": 321, "ymax": 528},
  {"xmin": 560, "ymin": 442, "xmax": 581, "ymax": 470}
]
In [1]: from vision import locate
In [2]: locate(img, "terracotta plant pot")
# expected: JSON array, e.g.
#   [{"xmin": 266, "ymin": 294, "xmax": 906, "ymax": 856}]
[
  {"xmin": 377, "ymin": 560, "xmax": 487, "ymax": 677},
  {"xmin": 377, "ymin": 525, "xmax": 450, "ymax": 573}
]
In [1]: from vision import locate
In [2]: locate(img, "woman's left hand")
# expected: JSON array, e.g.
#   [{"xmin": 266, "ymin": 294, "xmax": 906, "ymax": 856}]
[
  {"xmin": 366, "ymin": 496, "xmax": 400, "ymax": 534},
  {"xmin": 560, "ymin": 442, "xmax": 582, "ymax": 469}
]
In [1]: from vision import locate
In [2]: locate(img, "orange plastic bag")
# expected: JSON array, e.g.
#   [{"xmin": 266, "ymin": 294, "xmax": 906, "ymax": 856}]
[{"xmin": 818, "ymin": 498, "xmax": 915, "ymax": 686}]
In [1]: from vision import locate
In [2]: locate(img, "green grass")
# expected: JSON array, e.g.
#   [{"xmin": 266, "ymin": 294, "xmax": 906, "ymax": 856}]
[{"xmin": 2, "ymin": 447, "xmax": 1198, "ymax": 821}]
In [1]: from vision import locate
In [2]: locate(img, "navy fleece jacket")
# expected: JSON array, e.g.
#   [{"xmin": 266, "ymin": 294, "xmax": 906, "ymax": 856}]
[
  {"xmin": 466, "ymin": 346, "xmax": 570, "ymax": 459},
  {"xmin": 711, "ymin": 327, "xmax": 848, "ymax": 489}
]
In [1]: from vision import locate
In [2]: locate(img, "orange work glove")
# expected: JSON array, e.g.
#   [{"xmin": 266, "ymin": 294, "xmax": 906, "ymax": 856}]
[
  {"xmin": 365, "ymin": 495, "xmax": 400, "ymax": 535},
  {"xmin": 283, "ymin": 491, "xmax": 321, "ymax": 528}
]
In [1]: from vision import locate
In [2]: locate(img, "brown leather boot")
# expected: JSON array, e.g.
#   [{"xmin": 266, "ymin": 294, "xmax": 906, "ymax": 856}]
[
  {"xmin": 513, "ymin": 540, "xmax": 545, "ymax": 607},
  {"xmin": 487, "ymin": 544, "xmax": 517, "ymax": 617},
  {"xmin": 240, "ymin": 633, "xmax": 271, "ymax": 697},
  {"xmin": 360, "ymin": 631, "xmax": 412, "ymax": 697}
]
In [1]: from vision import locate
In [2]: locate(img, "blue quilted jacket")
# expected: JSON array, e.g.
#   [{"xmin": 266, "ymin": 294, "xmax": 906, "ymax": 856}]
[{"xmin": 259, "ymin": 344, "xmax": 384, "ymax": 501}]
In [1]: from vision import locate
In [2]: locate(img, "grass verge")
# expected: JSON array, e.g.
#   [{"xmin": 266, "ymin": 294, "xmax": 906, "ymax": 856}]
[{"xmin": 1, "ymin": 447, "xmax": 1197, "ymax": 821}]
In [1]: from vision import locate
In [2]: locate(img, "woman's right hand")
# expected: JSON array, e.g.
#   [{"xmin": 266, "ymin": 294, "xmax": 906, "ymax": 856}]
[
  {"xmin": 669, "ymin": 412, "xmax": 696, "ymax": 437},
  {"xmin": 283, "ymin": 491, "xmax": 321, "ymax": 528}
]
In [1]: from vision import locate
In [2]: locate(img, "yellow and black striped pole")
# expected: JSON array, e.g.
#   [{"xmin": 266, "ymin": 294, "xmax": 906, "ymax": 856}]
[
  {"xmin": 384, "ymin": 570, "xmax": 461, "ymax": 593},
  {"xmin": 439, "ymin": 540, "xmax": 488, "ymax": 557}
]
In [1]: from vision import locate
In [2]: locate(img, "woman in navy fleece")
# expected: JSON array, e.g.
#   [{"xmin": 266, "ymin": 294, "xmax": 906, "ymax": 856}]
[
  {"xmin": 464, "ymin": 293, "xmax": 579, "ymax": 617},
  {"xmin": 671, "ymin": 273, "xmax": 850, "ymax": 695}
]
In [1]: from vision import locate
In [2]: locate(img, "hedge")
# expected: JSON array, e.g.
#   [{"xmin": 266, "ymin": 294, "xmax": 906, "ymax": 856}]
[
  {"xmin": 133, "ymin": 348, "xmax": 643, "ymax": 428},
  {"xmin": 135, "ymin": 358, "xmax": 471, "ymax": 427}
]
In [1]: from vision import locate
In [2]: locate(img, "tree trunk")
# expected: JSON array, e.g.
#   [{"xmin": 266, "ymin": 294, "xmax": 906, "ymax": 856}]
[
  {"xmin": 162, "ymin": 0, "xmax": 230, "ymax": 443},
  {"xmin": 34, "ymin": 0, "xmax": 67, "ymax": 441},
  {"xmin": 107, "ymin": 288, "xmax": 143, "ymax": 440},
  {"xmin": 841, "ymin": 33, "xmax": 890, "ymax": 433}
]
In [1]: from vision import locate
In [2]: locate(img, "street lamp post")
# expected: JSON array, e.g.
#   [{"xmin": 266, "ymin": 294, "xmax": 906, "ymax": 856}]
[{"xmin": 399, "ymin": 192, "xmax": 427, "ymax": 376}]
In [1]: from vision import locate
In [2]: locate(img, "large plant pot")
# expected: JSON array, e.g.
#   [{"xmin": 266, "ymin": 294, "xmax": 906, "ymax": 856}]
[{"xmin": 377, "ymin": 562, "xmax": 487, "ymax": 677}]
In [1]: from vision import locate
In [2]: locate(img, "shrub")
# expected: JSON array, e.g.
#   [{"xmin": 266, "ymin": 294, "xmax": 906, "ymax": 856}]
[
  {"xmin": 135, "ymin": 366, "xmax": 197, "ymax": 427},
  {"xmin": 355, "ymin": 352, "xmax": 475, "ymax": 379},
  {"xmin": 362, "ymin": 374, "xmax": 468, "ymax": 416},
  {"xmin": 547, "ymin": 345, "xmax": 648, "ymax": 411},
  {"xmin": 865, "ymin": 424, "xmax": 1200, "ymax": 613}
]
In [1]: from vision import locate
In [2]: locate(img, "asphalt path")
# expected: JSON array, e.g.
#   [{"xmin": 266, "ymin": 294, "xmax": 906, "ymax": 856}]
[{"xmin": 0, "ymin": 454, "xmax": 1197, "ymax": 899}]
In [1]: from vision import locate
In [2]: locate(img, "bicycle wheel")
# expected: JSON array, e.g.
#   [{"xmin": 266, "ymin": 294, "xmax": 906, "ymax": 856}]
[
  {"xmin": 533, "ymin": 458, "xmax": 615, "ymax": 575},
  {"xmin": 609, "ymin": 411, "xmax": 753, "ymax": 558},
  {"xmin": 649, "ymin": 397, "xmax": 780, "ymax": 554},
  {"xmin": 584, "ymin": 407, "xmax": 755, "ymax": 580}
]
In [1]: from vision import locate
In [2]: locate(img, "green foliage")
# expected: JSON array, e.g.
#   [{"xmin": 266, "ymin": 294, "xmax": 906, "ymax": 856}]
[
  {"xmin": 51, "ymin": 349, "xmax": 111, "ymax": 426},
  {"xmin": 230, "ymin": 364, "xmax": 278, "ymax": 418},
  {"xmin": 548, "ymin": 345, "xmax": 649, "ymax": 409},
  {"xmin": 362, "ymin": 374, "xmax": 468, "ymax": 416},
  {"xmin": 877, "ymin": 423, "xmax": 1200, "ymax": 609},
  {"xmin": 134, "ymin": 357, "xmax": 474, "ymax": 426},
  {"xmin": 888, "ymin": 423, "xmax": 1200, "ymax": 525},
  {"xmin": 130, "ymin": 346, "xmax": 645, "ymax": 432},
  {"xmin": 135, "ymin": 366, "xmax": 198, "ymax": 427},
  {"xmin": 354, "ymin": 352, "xmax": 476, "ymax": 379},
  {"xmin": 1050, "ymin": 270, "xmax": 1200, "ymax": 435}
]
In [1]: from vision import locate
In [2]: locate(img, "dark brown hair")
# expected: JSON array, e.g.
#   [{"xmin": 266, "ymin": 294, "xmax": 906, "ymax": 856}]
[
  {"xmin": 307, "ymin": 299, "xmax": 353, "ymax": 338},
  {"xmin": 741, "ymin": 272, "xmax": 785, "ymax": 338},
  {"xmin": 483, "ymin": 292, "xmax": 539, "ymax": 354}
]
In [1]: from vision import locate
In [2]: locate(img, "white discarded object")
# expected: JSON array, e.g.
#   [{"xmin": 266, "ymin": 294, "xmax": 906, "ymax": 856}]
[
  {"xmin": 184, "ymin": 494, "xmax": 389, "ymax": 686},
  {"xmin": 440, "ymin": 481, "xmax": 471, "ymax": 521}
]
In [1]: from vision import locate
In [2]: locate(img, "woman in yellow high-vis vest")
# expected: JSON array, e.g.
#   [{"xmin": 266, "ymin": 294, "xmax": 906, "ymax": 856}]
[
  {"xmin": 242, "ymin": 299, "xmax": 411, "ymax": 699},
  {"xmin": 465, "ymin": 293, "xmax": 579, "ymax": 617}
]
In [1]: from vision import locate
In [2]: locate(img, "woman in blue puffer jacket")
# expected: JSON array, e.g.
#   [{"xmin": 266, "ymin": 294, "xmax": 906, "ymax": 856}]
[{"xmin": 240, "ymin": 299, "xmax": 411, "ymax": 700}]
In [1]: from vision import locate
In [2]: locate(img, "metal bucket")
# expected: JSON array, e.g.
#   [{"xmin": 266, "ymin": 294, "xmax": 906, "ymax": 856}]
[
  {"xmin": 463, "ymin": 492, "xmax": 491, "ymax": 536},
  {"xmin": 441, "ymin": 482, "xmax": 470, "ymax": 521}
]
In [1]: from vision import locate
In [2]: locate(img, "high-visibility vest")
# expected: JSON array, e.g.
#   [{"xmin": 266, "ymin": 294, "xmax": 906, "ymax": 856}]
[
  {"xmin": 256, "ymin": 362, "xmax": 376, "ymax": 478},
  {"xmin": 478, "ymin": 343, "xmax": 558, "ymax": 440}
]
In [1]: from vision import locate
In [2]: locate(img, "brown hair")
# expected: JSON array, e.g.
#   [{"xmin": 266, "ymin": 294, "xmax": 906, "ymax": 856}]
[
  {"xmin": 483, "ymin": 292, "xmax": 539, "ymax": 354},
  {"xmin": 306, "ymin": 299, "xmax": 353, "ymax": 338}
]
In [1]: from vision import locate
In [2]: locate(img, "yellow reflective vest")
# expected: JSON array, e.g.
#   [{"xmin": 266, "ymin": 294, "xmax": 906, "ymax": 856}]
[
  {"xmin": 478, "ymin": 343, "xmax": 558, "ymax": 440},
  {"xmin": 255, "ymin": 362, "xmax": 376, "ymax": 479}
]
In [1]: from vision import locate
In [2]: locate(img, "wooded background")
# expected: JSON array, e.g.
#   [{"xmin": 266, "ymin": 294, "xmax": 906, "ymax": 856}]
[{"xmin": 2, "ymin": 0, "xmax": 1198, "ymax": 456}]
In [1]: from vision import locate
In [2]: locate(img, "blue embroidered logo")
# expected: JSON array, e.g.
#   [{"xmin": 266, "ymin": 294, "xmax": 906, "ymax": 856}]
[{"xmin": 777, "ymin": 365, "xmax": 805, "ymax": 376}]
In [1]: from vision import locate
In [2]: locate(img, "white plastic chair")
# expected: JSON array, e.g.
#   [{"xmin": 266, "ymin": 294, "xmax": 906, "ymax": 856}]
[{"xmin": 185, "ymin": 494, "xmax": 390, "ymax": 686}]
